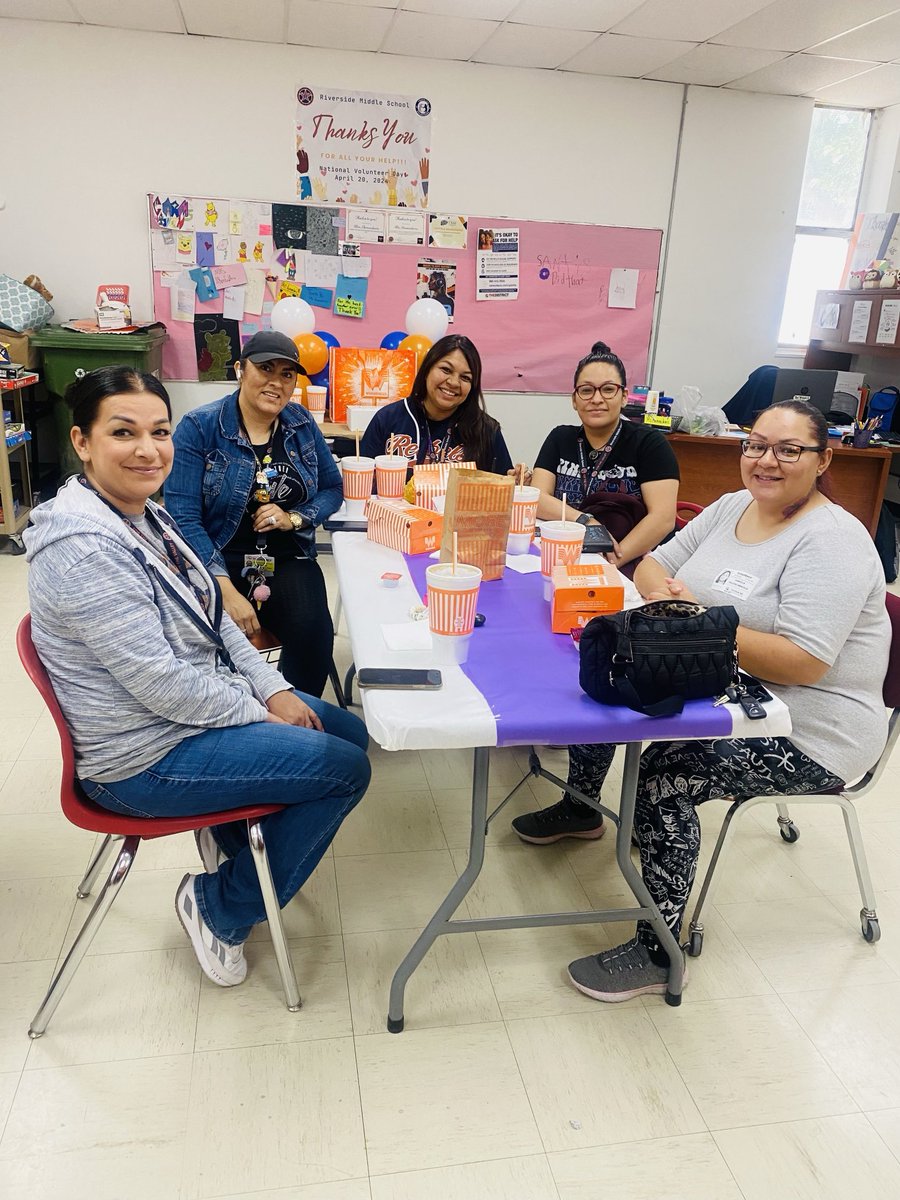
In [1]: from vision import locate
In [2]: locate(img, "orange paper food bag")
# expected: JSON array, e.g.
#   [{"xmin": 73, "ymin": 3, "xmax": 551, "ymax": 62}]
[{"xmin": 439, "ymin": 469, "xmax": 514, "ymax": 581}]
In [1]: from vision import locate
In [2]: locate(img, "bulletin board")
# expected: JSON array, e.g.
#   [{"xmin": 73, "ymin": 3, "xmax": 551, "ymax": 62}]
[{"xmin": 148, "ymin": 193, "xmax": 662, "ymax": 393}]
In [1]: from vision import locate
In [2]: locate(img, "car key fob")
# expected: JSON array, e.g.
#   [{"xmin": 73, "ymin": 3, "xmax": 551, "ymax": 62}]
[{"xmin": 738, "ymin": 694, "xmax": 766, "ymax": 720}]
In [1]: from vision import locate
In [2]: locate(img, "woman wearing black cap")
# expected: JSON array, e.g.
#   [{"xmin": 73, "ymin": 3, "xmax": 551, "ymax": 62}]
[{"xmin": 166, "ymin": 331, "xmax": 343, "ymax": 696}]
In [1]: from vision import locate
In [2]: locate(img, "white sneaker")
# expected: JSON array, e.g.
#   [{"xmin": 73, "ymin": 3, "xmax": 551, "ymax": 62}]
[
  {"xmin": 194, "ymin": 826, "xmax": 224, "ymax": 874},
  {"xmin": 175, "ymin": 873, "xmax": 247, "ymax": 987}
]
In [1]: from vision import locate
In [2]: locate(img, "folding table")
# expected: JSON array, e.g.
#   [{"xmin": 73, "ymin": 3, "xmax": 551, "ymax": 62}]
[{"xmin": 331, "ymin": 533, "xmax": 791, "ymax": 1031}]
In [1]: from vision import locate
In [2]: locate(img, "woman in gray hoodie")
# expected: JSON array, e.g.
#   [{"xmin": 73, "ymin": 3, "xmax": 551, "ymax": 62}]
[{"xmin": 25, "ymin": 367, "xmax": 370, "ymax": 988}]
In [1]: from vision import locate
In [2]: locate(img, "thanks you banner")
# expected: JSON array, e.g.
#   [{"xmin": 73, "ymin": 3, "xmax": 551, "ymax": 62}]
[{"xmin": 295, "ymin": 85, "xmax": 432, "ymax": 209}]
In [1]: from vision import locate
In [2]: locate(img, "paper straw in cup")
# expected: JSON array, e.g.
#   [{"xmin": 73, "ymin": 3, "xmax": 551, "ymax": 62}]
[
  {"xmin": 426, "ymin": 562, "xmax": 482, "ymax": 664},
  {"xmin": 341, "ymin": 455, "xmax": 375, "ymax": 518},
  {"xmin": 375, "ymin": 454, "xmax": 408, "ymax": 499}
]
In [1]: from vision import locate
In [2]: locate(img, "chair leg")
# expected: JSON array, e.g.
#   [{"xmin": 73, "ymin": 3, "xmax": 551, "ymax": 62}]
[
  {"xmin": 334, "ymin": 592, "xmax": 343, "ymax": 634},
  {"xmin": 837, "ymin": 798, "xmax": 878, "ymax": 915},
  {"xmin": 685, "ymin": 799, "xmax": 744, "ymax": 955},
  {"xmin": 328, "ymin": 659, "xmax": 347, "ymax": 709},
  {"xmin": 29, "ymin": 835, "xmax": 140, "ymax": 1038},
  {"xmin": 247, "ymin": 819, "xmax": 301, "ymax": 1012},
  {"xmin": 76, "ymin": 833, "xmax": 120, "ymax": 899},
  {"xmin": 343, "ymin": 662, "xmax": 356, "ymax": 707}
]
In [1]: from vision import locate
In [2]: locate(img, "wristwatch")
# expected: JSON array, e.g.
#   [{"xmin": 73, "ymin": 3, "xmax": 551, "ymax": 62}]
[
  {"xmin": 289, "ymin": 511, "xmax": 305, "ymax": 532},
  {"xmin": 574, "ymin": 513, "xmax": 592, "ymax": 526}
]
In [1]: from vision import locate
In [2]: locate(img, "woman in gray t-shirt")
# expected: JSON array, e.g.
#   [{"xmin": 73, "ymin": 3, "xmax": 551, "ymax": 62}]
[{"xmin": 563, "ymin": 400, "xmax": 891, "ymax": 1005}]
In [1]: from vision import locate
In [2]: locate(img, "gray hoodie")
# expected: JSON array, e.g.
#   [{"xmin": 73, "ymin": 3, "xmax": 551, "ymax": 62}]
[{"xmin": 24, "ymin": 477, "xmax": 289, "ymax": 782}]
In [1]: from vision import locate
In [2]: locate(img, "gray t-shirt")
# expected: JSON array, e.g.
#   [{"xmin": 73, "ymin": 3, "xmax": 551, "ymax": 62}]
[{"xmin": 651, "ymin": 491, "xmax": 889, "ymax": 782}]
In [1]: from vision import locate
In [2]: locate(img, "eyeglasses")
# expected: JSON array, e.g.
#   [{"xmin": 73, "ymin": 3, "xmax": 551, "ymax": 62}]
[
  {"xmin": 574, "ymin": 382, "xmax": 625, "ymax": 402},
  {"xmin": 740, "ymin": 439, "xmax": 824, "ymax": 463}
]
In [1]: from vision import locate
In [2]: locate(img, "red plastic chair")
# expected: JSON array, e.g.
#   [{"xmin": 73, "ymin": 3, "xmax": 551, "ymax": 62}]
[
  {"xmin": 16, "ymin": 615, "xmax": 301, "ymax": 1037},
  {"xmin": 686, "ymin": 591, "xmax": 900, "ymax": 955},
  {"xmin": 675, "ymin": 501, "xmax": 704, "ymax": 531}
]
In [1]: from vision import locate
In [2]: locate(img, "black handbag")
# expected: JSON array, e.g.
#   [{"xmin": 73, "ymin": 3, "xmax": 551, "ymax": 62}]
[{"xmin": 578, "ymin": 600, "xmax": 740, "ymax": 717}]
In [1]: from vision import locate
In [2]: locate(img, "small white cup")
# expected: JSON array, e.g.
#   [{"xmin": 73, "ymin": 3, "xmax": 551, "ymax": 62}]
[
  {"xmin": 507, "ymin": 531, "xmax": 533, "ymax": 555},
  {"xmin": 306, "ymin": 385, "xmax": 327, "ymax": 413},
  {"xmin": 426, "ymin": 562, "xmax": 482, "ymax": 665},
  {"xmin": 375, "ymin": 454, "xmax": 408, "ymax": 499}
]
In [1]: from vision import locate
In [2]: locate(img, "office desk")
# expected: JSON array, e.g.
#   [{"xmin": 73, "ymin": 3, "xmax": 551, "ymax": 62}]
[
  {"xmin": 332, "ymin": 533, "xmax": 791, "ymax": 1030},
  {"xmin": 668, "ymin": 433, "xmax": 892, "ymax": 536}
]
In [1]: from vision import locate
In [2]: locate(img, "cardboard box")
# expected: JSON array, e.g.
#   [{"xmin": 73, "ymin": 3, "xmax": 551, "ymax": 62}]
[
  {"xmin": 366, "ymin": 497, "xmax": 443, "ymax": 556},
  {"xmin": 0, "ymin": 329, "xmax": 38, "ymax": 370},
  {"xmin": 550, "ymin": 562, "xmax": 625, "ymax": 634}
]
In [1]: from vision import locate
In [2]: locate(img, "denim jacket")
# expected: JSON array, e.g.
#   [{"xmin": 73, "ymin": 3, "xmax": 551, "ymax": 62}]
[{"xmin": 166, "ymin": 391, "xmax": 343, "ymax": 574}]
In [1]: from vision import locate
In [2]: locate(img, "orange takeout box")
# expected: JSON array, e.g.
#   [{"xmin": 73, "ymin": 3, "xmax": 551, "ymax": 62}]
[
  {"xmin": 550, "ymin": 562, "xmax": 625, "ymax": 634},
  {"xmin": 365, "ymin": 497, "xmax": 443, "ymax": 556}
]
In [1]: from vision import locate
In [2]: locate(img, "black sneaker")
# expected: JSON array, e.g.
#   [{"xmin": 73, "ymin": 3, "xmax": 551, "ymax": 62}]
[
  {"xmin": 568, "ymin": 938, "xmax": 686, "ymax": 1003},
  {"xmin": 512, "ymin": 796, "xmax": 605, "ymax": 844}
]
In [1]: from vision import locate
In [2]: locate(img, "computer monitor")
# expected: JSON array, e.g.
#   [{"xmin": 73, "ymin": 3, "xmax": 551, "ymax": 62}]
[{"xmin": 770, "ymin": 368, "xmax": 838, "ymax": 415}]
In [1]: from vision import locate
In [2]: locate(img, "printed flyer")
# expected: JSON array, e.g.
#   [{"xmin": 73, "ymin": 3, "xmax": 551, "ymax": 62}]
[
  {"xmin": 476, "ymin": 227, "xmax": 519, "ymax": 302},
  {"xmin": 416, "ymin": 259, "xmax": 456, "ymax": 323},
  {"xmin": 429, "ymin": 214, "xmax": 468, "ymax": 249},
  {"xmin": 295, "ymin": 85, "xmax": 432, "ymax": 208}
]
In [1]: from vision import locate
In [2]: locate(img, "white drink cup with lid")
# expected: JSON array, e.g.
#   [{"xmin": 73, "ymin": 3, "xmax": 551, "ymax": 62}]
[
  {"xmin": 374, "ymin": 455, "xmax": 408, "ymax": 500},
  {"xmin": 539, "ymin": 520, "xmax": 585, "ymax": 601},
  {"xmin": 340, "ymin": 456, "xmax": 375, "ymax": 519},
  {"xmin": 425, "ymin": 562, "xmax": 483, "ymax": 664},
  {"xmin": 507, "ymin": 485, "xmax": 541, "ymax": 554}
]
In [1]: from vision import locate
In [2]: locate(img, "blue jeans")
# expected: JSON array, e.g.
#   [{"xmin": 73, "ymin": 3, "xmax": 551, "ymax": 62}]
[{"xmin": 81, "ymin": 692, "xmax": 370, "ymax": 944}]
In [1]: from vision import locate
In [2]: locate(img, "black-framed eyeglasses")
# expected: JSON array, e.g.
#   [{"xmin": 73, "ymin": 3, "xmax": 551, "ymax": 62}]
[
  {"xmin": 740, "ymin": 439, "xmax": 825, "ymax": 463},
  {"xmin": 574, "ymin": 382, "xmax": 625, "ymax": 402}
]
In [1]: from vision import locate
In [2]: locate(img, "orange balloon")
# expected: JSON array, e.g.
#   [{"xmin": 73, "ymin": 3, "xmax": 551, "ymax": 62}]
[
  {"xmin": 399, "ymin": 334, "xmax": 432, "ymax": 367},
  {"xmin": 292, "ymin": 374, "xmax": 310, "ymax": 406},
  {"xmin": 293, "ymin": 333, "xmax": 329, "ymax": 376}
]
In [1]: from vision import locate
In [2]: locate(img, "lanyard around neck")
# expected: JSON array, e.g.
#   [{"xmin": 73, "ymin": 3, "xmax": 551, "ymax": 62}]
[{"xmin": 576, "ymin": 421, "xmax": 623, "ymax": 498}]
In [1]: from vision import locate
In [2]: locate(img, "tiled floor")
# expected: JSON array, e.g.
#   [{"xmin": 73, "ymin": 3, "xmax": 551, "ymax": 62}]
[{"xmin": 2, "ymin": 545, "xmax": 900, "ymax": 1199}]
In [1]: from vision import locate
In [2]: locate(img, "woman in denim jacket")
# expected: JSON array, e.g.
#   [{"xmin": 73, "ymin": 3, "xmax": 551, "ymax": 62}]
[{"xmin": 167, "ymin": 331, "xmax": 342, "ymax": 696}]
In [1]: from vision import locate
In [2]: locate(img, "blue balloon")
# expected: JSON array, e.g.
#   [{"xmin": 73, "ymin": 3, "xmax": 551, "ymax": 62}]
[
  {"xmin": 309, "ymin": 366, "xmax": 329, "ymax": 386},
  {"xmin": 317, "ymin": 329, "xmax": 340, "ymax": 350},
  {"xmin": 380, "ymin": 330, "xmax": 406, "ymax": 350}
]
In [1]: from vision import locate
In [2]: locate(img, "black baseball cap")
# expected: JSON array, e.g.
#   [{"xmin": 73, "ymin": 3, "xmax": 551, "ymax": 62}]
[{"xmin": 240, "ymin": 331, "xmax": 301, "ymax": 367}]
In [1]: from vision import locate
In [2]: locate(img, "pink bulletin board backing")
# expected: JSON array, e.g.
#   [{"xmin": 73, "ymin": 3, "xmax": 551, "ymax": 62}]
[{"xmin": 152, "ymin": 207, "xmax": 661, "ymax": 392}]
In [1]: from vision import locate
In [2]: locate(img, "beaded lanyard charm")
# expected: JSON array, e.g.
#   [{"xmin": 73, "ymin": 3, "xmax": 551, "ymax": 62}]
[{"xmin": 240, "ymin": 418, "xmax": 278, "ymax": 610}]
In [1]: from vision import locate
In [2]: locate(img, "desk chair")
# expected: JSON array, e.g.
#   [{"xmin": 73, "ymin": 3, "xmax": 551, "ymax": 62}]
[
  {"xmin": 686, "ymin": 592, "xmax": 900, "ymax": 956},
  {"xmin": 675, "ymin": 501, "xmax": 704, "ymax": 530},
  {"xmin": 16, "ymin": 615, "xmax": 302, "ymax": 1038}
]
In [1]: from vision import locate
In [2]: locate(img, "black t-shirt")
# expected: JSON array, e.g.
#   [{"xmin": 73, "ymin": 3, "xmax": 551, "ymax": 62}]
[
  {"xmin": 534, "ymin": 421, "xmax": 679, "ymax": 509},
  {"xmin": 226, "ymin": 425, "xmax": 308, "ymax": 561}
]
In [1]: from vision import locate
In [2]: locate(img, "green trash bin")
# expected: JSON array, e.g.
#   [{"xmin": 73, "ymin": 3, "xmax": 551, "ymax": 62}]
[{"xmin": 30, "ymin": 324, "xmax": 168, "ymax": 481}]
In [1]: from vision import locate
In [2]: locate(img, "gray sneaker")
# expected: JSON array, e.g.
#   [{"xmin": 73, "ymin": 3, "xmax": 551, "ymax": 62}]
[
  {"xmin": 568, "ymin": 938, "xmax": 686, "ymax": 1003},
  {"xmin": 194, "ymin": 827, "xmax": 225, "ymax": 874}
]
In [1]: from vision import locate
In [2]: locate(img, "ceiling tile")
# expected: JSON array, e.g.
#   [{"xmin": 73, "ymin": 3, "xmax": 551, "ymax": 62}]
[
  {"xmin": 728, "ymin": 52, "xmax": 880, "ymax": 96},
  {"xmin": 817, "ymin": 62, "xmax": 900, "ymax": 106},
  {"xmin": 473, "ymin": 22, "xmax": 597, "ymax": 68},
  {"xmin": 0, "ymin": 0, "xmax": 78, "ymax": 20},
  {"xmin": 510, "ymin": 0, "xmax": 643, "ymax": 33},
  {"xmin": 182, "ymin": 0, "xmax": 285, "ymax": 42},
  {"xmin": 382, "ymin": 10, "xmax": 499, "ymax": 59},
  {"xmin": 288, "ymin": 0, "xmax": 392, "ymax": 50},
  {"xmin": 405, "ymin": 0, "xmax": 518, "ymax": 18},
  {"xmin": 714, "ymin": 0, "xmax": 900, "ymax": 53},
  {"xmin": 647, "ymin": 42, "xmax": 786, "ymax": 86},
  {"xmin": 562, "ymin": 31, "xmax": 697, "ymax": 76},
  {"xmin": 811, "ymin": 11, "xmax": 900, "ymax": 62},
  {"xmin": 72, "ymin": 0, "xmax": 183, "ymax": 33},
  {"xmin": 612, "ymin": 0, "xmax": 772, "ymax": 42}
]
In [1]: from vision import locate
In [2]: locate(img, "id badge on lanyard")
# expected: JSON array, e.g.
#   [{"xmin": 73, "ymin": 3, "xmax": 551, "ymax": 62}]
[{"xmin": 243, "ymin": 552, "xmax": 275, "ymax": 577}]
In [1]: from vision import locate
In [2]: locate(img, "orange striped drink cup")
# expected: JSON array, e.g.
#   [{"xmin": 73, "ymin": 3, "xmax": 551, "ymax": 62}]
[
  {"xmin": 425, "ymin": 562, "xmax": 483, "ymax": 664},
  {"xmin": 340, "ymin": 456, "xmax": 375, "ymax": 519},
  {"xmin": 539, "ymin": 520, "xmax": 585, "ymax": 601},
  {"xmin": 375, "ymin": 454, "xmax": 408, "ymax": 499},
  {"xmin": 507, "ymin": 485, "xmax": 541, "ymax": 554}
]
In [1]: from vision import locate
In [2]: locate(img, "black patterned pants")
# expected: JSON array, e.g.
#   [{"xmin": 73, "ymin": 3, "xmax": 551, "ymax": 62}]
[{"xmin": 569, "ymin": 737, "xmax": 843, "ymax": 951}]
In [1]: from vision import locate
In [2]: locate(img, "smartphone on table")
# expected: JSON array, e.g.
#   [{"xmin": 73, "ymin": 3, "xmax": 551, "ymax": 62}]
[{"xmin": 357, "ymin": 668, "xmax": 443, "ymax": 690}]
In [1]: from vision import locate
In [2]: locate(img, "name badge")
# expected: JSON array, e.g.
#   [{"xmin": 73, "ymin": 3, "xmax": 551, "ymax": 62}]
[
  {"xmin": 244, "ymin": 553, "xmax": 275, "ymax": 577},
  {"xmin": 711, "ymin": 569, "xmax": 758, "ymax": 600}
]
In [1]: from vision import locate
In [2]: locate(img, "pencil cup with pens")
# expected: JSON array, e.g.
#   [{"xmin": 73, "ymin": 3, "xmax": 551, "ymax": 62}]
[{"xmin": 853, "ymin": 417, "xmax": 880, "ymax": 449}]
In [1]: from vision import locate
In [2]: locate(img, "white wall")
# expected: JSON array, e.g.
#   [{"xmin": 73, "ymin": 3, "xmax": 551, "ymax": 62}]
[{"xmin": 2, "ymin": 18, "xmax": 817, "ymax": 462}]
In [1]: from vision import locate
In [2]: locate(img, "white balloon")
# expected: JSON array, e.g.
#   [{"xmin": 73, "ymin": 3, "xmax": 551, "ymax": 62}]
[
  {"xmin": 405, "ymin": 298, "xmax": 449, "ymax": 343},
  {"xmin": 270, "ymin": 297, "xmax": 315, "ymax": 338}
]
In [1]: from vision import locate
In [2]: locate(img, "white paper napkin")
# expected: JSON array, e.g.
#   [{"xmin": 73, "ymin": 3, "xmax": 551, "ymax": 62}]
[{"xmin": 381, "ymin": 622, "xmax": 432, "ymax": 651}]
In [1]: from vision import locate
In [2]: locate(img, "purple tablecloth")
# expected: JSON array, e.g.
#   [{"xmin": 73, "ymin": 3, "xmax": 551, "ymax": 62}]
[{"xmin": 404, "ymin": 553, "xmax": 734, "ymax": 748}]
